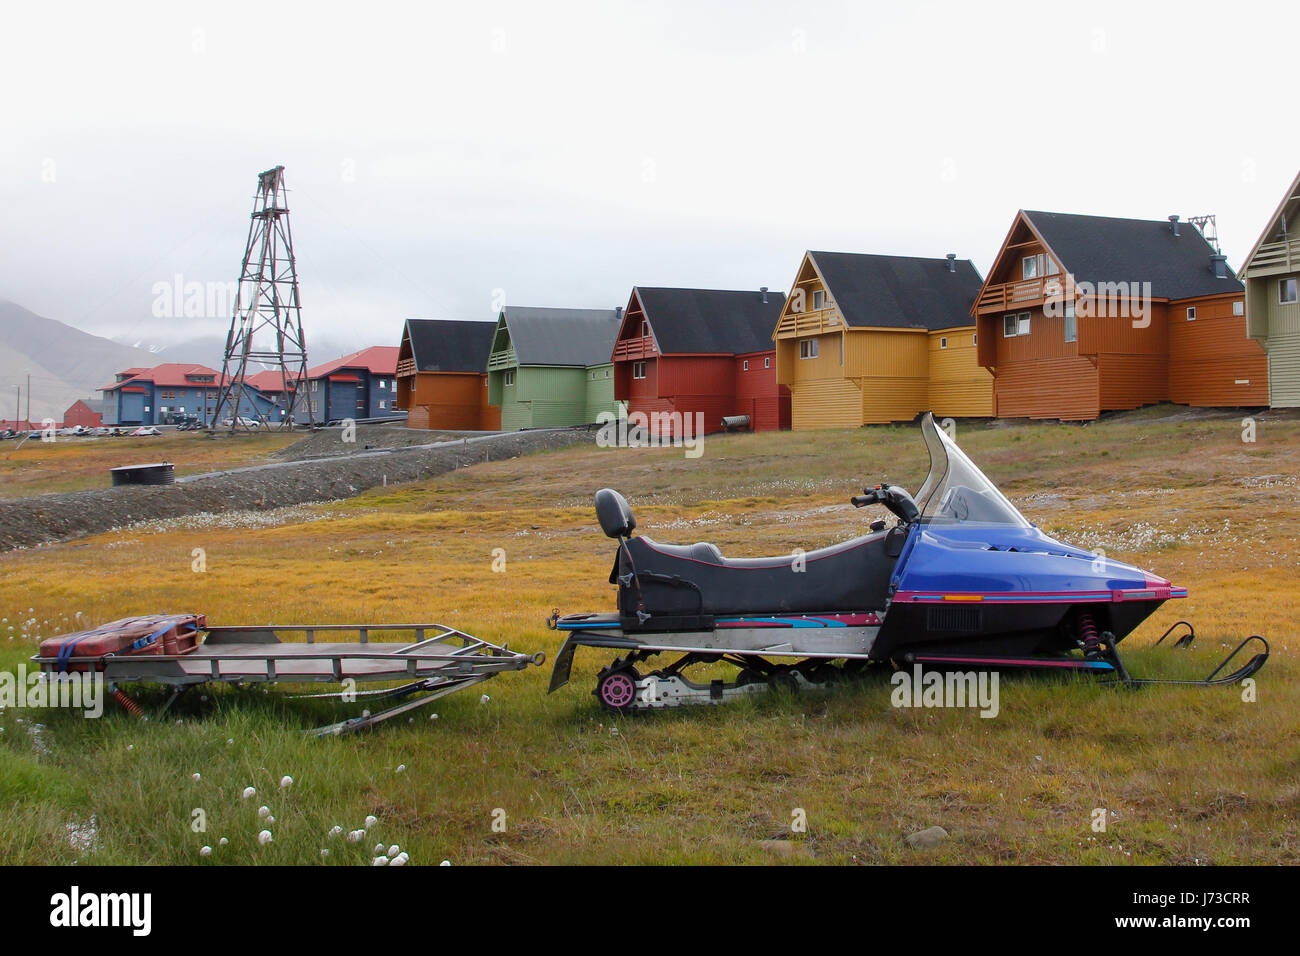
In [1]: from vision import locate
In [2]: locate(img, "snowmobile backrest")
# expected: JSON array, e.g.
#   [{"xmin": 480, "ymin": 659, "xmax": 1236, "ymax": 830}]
[{"xmin": 595, "ymin": 488, "xmax": 636, "ymax": 539}]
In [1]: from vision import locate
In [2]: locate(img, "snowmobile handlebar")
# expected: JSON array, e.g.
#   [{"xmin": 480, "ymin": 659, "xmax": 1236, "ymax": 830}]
[{"xmin": 851, "ymin": 484, "xmax": 921, "ymax": 524}]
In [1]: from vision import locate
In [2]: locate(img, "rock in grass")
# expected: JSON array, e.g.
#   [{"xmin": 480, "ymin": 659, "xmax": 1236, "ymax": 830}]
[{"xmin": 905, "ymin": 826, "xmax": 949, "ymax": 849}]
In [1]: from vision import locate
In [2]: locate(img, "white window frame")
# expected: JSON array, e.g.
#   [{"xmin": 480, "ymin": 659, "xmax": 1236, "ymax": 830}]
[
  {"xmin": 1003, "ymin": 314, "xmax": 1018, "ymax": 337},
  {"xmin": 504, "ymin": 369, "xmax": 515, "ymax": 386},
  {"xmin": 972, "ymin": 333, "xmax": 977, "ymax": 346},
  {"xmin": 799, "ymin": 339, "xmax": 819, "ymax": 359},
  {"xmin": 939, "ymin": 337, "xmax": 948, "ymax": 349},
  {"xmin": 641, "ymin": 320, "xmax": 650, "ymax": 337},
  {"xmin": 1233, "ymin": 300, "xmax": 1244, "ymax": 316},
  {"xmin": 743, "ymin": 359, "xmax": 749, "ymax": 371},
  {"xmin": 1186, "ymin": 306, "xmax": 1196, "ymax": 321},
  {"xmin": 632, "ymin": 361, "xmax": 646, "ymax": 380},
  {"xmin": 764, "ymin": 356, "xmax": 771, "ymax": 369},
  {"xmin": 1022, "ymin": 254, "xmax": 1042, "ymax": 280},
  {"xmin": 1064, "ymin": 300, "xmax": 1077, "ymax": 343},
  {"xmin": 1280, "ymin": 278, "xmax": 1298, "ymax": 304},
  {"xmin": 1018, "ymin": 312, "xmax": 1031, "ymax": 336},
  {"xmin": 812, "ymin": 290, "xmax": 826, "ymax": 310}
]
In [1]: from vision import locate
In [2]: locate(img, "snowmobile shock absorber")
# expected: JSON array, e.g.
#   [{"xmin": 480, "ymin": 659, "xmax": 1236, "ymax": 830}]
[
  {"xmin": 112, "ymin": 688, "xmax": 145, "ymax": 719},
  {"xmin": 1077, "ymin": 612, "xmax": 1102, "ymax": 660}
]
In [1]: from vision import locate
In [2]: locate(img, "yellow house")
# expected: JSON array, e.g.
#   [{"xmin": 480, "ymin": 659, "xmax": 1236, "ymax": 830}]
[{"xmin": 773, "ymin": 251, "xmax": 990, "ymax": 428}]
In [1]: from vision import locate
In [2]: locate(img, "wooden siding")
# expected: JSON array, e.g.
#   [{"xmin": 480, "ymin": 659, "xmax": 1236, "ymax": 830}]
[
  {"xmin": 585, "ymin": 363, "xmax": 616, "ymax": 421},
  {"xmin": 790, "ymin": 378, "xmax": 864, "ymax": 430},
  {"xmin": 1247, "ymin": 274, "xmax": 1300, "ymax": 407},
  {"xmin": 399, "ymin": 371, "xmax": 497, "ymax": 430},
  {"xmin": 1097, "ymin": 353, "xmax": 1167, "ymax": 409},
  {"xmin": 992, "ymin": 356, "xmax": 1100, "ymax": 420},
  {"xmin": 734, "ymin": 352, "xmax": 788, "ymax": 430},
  {"xmin": 1167, "ymin": 295, "xmax": 1268, "ymax": 407},
  {"xmin": 927, "ymin": 327, "xmax": 993, "ymax": 417}
]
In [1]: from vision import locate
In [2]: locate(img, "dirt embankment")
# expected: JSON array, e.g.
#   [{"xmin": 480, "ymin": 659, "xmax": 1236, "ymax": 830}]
[{"xmin": 0, "ymin": 427, "xmax": 594, "ymax": 552}]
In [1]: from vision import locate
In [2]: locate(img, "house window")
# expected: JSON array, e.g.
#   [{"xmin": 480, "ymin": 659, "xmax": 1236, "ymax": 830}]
[
  {"xmin": 1186, "ymin": 306, "xmax": 1196, "ymax": 321},
  {"xmin": 641, "ymin": 320, "xmax": 650, "ymax": 337},
  {"xmin": 504, "ymin": 369, "xmax": 516, "ymax": 386},
  {"xmin": 743, "ymin": 359, "xmax": 749, "ymax": 370},
  {"xmin": 799, "ymin": 339, "xmax": 819, "ymax": 359},
  {"xmin": 1004, "ymin": 312, "xmax": 1031, "ymax": 337},
  {"xmin": 972, "ymin": 333, "xmax": 977, "ymax": 345},
  {"xmin": 1064, "ymin": 301, "xmax": 1077, "ymax": 343},
  {"xmin": 813, "ymin": 290, "xmax": 826, "ymax": 310},
  {"xmin": 939, "ymin": 337, "xmax": 948, "ymax": 349},
  {"xmin": 1233, "ymin": 300, "xmax": 1244, "ymax": 316},
  {"xmin": 632, "ymin": 361, "xmax": 646, "ymax": 379},
  {"xmin": 764, "ymin": 356, "xmax": 771, "ymax": 369},
  {"xmin": 379, "ymin": 400, "xmax": 386, "ymax": 409},
  {"xmin": 1022, "ymin": 254, "xmax": 1043, "ymax": 280},
  {"xmin": 1281, "ymin": 278, "xmax": 1298, "ymax": 304}
]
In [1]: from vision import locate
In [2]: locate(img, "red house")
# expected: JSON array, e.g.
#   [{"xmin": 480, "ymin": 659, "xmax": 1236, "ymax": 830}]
[
  {"xmin": 63, "ymin": 399, "xmax": 111, "ymax": 428},
  {"xmin": 613, "ymin": 286, "xmax": 789, "ymax": 436}
]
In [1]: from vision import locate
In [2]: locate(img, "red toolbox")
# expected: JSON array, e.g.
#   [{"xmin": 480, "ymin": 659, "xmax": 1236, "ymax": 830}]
[{"xmin": 38, "ymin": 614, "xmax": 206, "ymax": 672}]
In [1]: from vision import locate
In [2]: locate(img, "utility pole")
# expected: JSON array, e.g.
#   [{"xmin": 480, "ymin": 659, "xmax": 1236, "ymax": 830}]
[{"xmin": 211, "ymin": 165, "xmax": 314, "ymax": 431}]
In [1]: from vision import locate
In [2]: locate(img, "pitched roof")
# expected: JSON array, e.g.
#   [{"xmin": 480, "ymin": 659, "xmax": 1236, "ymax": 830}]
[
  {"xmin": 808, "ymin": 252, "xmax": 983, "ymax": 331},
  {"xmin": 497, "ymin": 307, "xmax": 621, "ymax": 367},
  {"xmin": 306, "ymin": 345, "xmax": 399, "ymax": 379},
  {"xmin": 402, "ymin": 319, "xmax": 497, "ymax": 373},
  {"xmin": 244, "ymin": 370, "xmax": 295, "ymax": 392},
  {"xmin": 98, "ymin": 363, "xmax": 222, "ymax": 391},
  {"xmin": 633, "ymin": 287, "xmax": 786, "ymax": 355},
  {"xmin": 1023, "ymin": 210, "xmax": 1242, "ymax": 298},
  {"xmin": 1240, "ymin": 168, "xmax": 1300, "ymax": 274}
]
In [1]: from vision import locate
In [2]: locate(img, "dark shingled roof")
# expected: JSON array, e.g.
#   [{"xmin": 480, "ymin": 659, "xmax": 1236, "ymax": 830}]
[
  {"xmin": 1024, "ymin": 210, "xmax": 1243, "ymax": 299},
  {"xmin": 402, "ymin": 319, "xmax": 496, "ymax": 373},
  {"xmin": 498, "ymin": 307, "xmax": 621, "ymax": 367},
  {"xmin": 634, "ymin": 287, "xmax": 786, "ymax": 355},
  {"xmin": 808, "ymin": 252, "xmax": 983, "ymax": 331}
]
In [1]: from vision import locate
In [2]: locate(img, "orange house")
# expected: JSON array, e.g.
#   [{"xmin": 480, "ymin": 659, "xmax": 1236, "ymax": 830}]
[
  {"xmin": 395, "ymin": 319, "xmax": 500, "ymax": 430},
  {"xmin": 973, "ymin": 210, "xmax": 1268, "ymax": 420}
]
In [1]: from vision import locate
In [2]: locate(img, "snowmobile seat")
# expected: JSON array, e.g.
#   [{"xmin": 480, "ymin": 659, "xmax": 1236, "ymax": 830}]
[{"xmin": 616, "ymin": 529, "xmax": 898, "ymax": 624}]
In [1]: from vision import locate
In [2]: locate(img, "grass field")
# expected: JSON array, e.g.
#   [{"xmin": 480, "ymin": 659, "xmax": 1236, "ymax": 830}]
[
  {"xmin": 0, "ymin": 431, "xmax": 300, "ymax": 498},
  {"xmin": 1, "ymin": 409, "xmax": 1297, "ymax": 865}
]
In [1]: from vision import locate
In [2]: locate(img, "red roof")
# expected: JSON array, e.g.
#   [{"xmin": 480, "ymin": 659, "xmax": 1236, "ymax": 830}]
[
  {"xmin": 306, "ymin": 346, "xmax": 399, "ymax": 380},
  {"xmin": 99, "ymin": 363, "xmax": 223, "ymax": 391},
  {"xmin": 244, "ymin": 370, "xmax": 298, "ymax": 392}
]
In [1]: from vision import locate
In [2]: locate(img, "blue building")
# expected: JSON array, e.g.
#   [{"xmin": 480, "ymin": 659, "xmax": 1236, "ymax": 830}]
[{"xmin": 99, "ymin": 363, "xmax": 275, "ymax": 426}]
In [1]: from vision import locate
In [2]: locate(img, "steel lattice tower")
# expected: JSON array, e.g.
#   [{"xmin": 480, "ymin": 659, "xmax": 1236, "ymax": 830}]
[{"xmin": 211, "ymin": 165, "xmax": 313, "ymax": 430}]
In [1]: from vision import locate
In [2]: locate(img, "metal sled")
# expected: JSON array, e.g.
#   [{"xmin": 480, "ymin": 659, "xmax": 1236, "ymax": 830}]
[{"xmin": 32, "ymin": 622, "xmax": 544, "ymax": 736}]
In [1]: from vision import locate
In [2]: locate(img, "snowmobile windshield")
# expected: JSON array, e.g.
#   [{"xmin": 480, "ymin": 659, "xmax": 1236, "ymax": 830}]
[{"xmin": 914, "ymin": 414, "xmax": 1031, "ymax": 527}]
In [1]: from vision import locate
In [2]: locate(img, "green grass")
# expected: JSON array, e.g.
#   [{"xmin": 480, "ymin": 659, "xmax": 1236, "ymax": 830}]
[{"xmin": 0, "ymin": 409, "xmax": 1297, "ymax": 865}]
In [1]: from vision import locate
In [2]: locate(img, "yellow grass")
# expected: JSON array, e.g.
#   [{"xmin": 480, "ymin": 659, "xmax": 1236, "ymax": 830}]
[
  {"xmin": 0, "ymin": 431, "xmax": 300, "ymax": 498},
  {"xmin": 0, "ymin": 411, "xmax": 1297, "ymax": 865}
]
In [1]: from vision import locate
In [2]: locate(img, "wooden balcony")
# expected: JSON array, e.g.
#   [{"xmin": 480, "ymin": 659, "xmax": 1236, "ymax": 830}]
[
  {"xmin": 613, "ymin": 336, "xmax": 657, "ymax": 361},
  {"xmin": 1244, "ymin": 237, "xmax": 1300, "ymax": 276},
  {"xmin": 486, "ymin": 348, "xmax": 517, "ymax": 371},
  {"xmin": 396, "ymin": 357, "xmax": 416, "ymax": 377},
  {"xmin": 974, "ymin": 275, "xmax": 1065, "ymax": 314},
  {"xmin": 774, "ymin": 308, "xmax": 841, "ymax": 338}
]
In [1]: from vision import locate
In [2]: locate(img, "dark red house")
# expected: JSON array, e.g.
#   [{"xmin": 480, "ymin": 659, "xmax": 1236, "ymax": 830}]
[{"xmin": 613, "ymin": 286, "xmax": 789, "ymax": 436}]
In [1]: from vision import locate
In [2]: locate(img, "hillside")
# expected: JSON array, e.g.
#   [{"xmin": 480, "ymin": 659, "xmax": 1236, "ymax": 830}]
[{"xmin": 0, "ymin": 299, "xmax": 158, "ymax": 421}]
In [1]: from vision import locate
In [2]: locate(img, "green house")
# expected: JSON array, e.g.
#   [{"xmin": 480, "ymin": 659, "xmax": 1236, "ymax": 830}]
[
  {"xmin": 487, "ymin": 306, "xmax": 623, "ymax": 429},
  {"xmin": 1241, "ymin": 168, "xmax": 1300, "ymax": 407}
]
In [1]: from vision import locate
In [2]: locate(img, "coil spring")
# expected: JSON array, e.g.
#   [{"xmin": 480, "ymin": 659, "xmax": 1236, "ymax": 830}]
[
  {"xmin": 112, "ymin": 688, "xmax": 145, "ymax": 719},
  {"xmin": 1077, "ymin": 612, "xmax": 1102, "ymax": 657}
]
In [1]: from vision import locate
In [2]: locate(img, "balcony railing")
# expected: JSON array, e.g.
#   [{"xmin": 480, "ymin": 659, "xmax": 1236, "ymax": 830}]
[
  {"xmin": 1245, "ymin": 237, "xmax": 1300, "ymax": 274},
  {"xmin": 974, "ymin": 275, "xmax": 1063, "ymax": 314},
  {"xmin": 613, "ymin": 337, "xmax": 657, "ymax": 360},
  {"xmin": 396, "ymin": 357, "xmax": 416, "ymax": 377},
  {"xmin": 486, "ymin": 348, "xmax": 516, "ymax": 371}
]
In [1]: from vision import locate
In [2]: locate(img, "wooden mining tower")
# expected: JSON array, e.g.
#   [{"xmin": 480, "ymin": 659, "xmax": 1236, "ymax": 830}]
[{"xmin": 211, "ymin": 165, "xmax": 314, "ymax": 431}]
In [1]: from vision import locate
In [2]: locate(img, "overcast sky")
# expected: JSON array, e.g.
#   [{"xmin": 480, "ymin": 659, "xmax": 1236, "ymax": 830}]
[{"xmin": 2, "ymin": 0, "xmax": 1297, "ymax": 357}]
